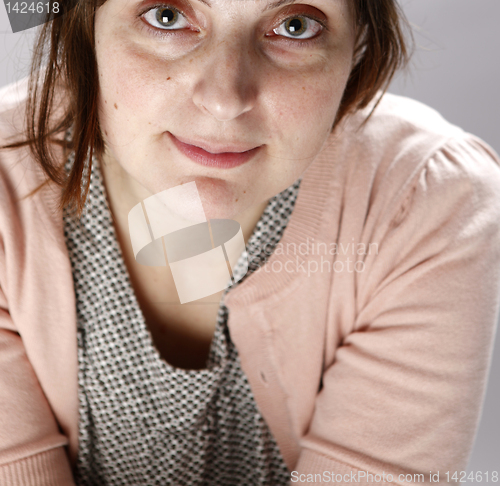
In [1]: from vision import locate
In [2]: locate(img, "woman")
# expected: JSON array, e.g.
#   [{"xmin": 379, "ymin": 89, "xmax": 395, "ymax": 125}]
[{"xmin": 1, "ymin": 0, "xmax": 499, "ymax": 484}]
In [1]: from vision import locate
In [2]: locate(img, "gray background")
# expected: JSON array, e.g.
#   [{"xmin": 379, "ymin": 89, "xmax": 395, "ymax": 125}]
[{"xmin": 0, "ymin": 0, "xmax": 498, "ymax": 479}]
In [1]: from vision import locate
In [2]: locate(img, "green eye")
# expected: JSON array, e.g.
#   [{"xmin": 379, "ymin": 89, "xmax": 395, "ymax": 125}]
[
  {"xmin": 155, "ymin": 7, "xmax": 178, "ymax": 27},
  {"xmin": 273, "ymin": 16, "xmax": 323, "ymax": 40},
  {"xmin": 143, "ymin": 5, "xmax": 190, "ymax": 31}
]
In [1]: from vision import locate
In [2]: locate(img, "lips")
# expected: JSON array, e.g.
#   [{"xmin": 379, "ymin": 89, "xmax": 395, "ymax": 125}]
[{"xmin": 168, "ymin": 132, "xmax": 262, "ymax": 169}]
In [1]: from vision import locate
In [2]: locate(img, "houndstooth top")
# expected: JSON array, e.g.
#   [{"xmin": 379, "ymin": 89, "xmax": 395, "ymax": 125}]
[{"xmin": 62, "ymin": 149, "xmax": 302, "ymax": 486}]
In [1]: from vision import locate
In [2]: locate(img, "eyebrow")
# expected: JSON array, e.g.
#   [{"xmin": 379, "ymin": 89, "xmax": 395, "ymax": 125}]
[{"xmin": 195, "ymin": 0, "xmax": 300, "ymax": 11}]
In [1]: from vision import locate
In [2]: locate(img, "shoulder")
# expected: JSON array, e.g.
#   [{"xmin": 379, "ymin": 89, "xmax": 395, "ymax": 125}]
[
  {"xmin": 331, "ymin": 92, "xmax": 500, "ymax": 224},
  {"xmin": 0, "ymin": 78, "xmax": 34, "ymax": 232},
  {"xmin": 336, "ymin": 92, "xmax": 474, "ymax": 174},
  {"xmin": 0, "ymin": 76, "xmax": 30, "ymax": 115},
  {"xmin": 0, "ymin": 77, "xmax": 41, "ymax": 192},
  {"xmin": 0, "ymin": 72, "xmax": 68, "ymax": 159},
  {"xmin": 0, "ymin": 76, "xmax": 30, "ymax": 151},
  {"xmin": 0, "ymin": 76, "xmax": 64, "ymax": 209},
  {"xmin": 0, "ymin": 78, "xmax": 66, "ymax": 277},
  {"xmin": 345, "ymin": 92, "xmax": 464, "ymax": 144}
]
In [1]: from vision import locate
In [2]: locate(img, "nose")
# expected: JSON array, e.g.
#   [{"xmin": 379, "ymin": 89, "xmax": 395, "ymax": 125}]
[{"xmin": 192, "ymin": 41, "xmax": 257, "ymax": 122}]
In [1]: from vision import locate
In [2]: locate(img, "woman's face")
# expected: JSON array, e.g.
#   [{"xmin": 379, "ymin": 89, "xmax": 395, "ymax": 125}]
[{"xmin": 95, "ymin": 0, "xmax": 356, "ymax": 219}]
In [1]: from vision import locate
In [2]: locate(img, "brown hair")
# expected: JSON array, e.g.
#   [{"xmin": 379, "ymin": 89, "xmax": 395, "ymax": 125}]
[{"xmin": 2, "ymin": 0, "xmax": 412, "ymax": 216}]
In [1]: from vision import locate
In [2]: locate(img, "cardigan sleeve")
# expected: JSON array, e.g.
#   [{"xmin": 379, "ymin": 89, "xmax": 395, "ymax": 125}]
[
  {"xmin": 0, "ymin": 284, "xmax": 76, "ymax": 485},
  {"xmin": 0, "ymin": 151, "xmax": 76, "ymax": 485},
  {"xmin": 290, "ymin": 136, "xmax": 500, "ymax": 484}
]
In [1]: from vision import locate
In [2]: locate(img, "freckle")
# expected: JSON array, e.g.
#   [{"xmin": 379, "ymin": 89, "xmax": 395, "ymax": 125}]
[
  {"xmin": 189, "ymin": 59, "xmax": 193, "ymax": 63},
  {"xmin": 114, "ymin": 103, "xmax": 118, "ymax": 109},
  {"xmin": 235, "ymin": 198, "xmax": 239, "ymax": 202},
  {"xmin": 243, "ymin": 190, "xmax": 246, "ymax": 194},
  {"xmin": 302, "ymin": 86, "xmax": 306, "ymax": 90},
  {"xmin": 148, "ymin": 122, "xmax": 151, "ymax": 125},
  {"xmin": 167, "ymin": 77, "xmax": 171, "ymax": 80},
  {"xmin": 104, "ymin": 100, "xmax": 107, "ymax": 103}
]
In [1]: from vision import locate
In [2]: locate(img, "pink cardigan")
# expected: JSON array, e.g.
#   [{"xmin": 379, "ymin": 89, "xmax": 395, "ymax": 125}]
[{"xmin": 1, "ymin": 77, "xmax": 500, "ymax": 485}]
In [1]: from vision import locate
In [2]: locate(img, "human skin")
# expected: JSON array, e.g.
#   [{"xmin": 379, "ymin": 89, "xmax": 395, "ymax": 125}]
[
  {"xmin": 95, "ymin": 0, "xmax": 357, "ymax": 227},
  {"xmin": 93, "ymin": 0, "xmax": 357, "ymax": 367}
]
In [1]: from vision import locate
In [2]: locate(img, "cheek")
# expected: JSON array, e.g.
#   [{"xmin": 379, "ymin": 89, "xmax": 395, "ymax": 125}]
[
  {"xmin": 98, "ymin": 58, "xmax": 154, "ymax": 126},
  {"xmin": 263, "ymin": 69, "xmax": 347, "ymax": 151},
  {"xmin": 96, "ymin": 41, "xmax": 180, "ymax": 137}
]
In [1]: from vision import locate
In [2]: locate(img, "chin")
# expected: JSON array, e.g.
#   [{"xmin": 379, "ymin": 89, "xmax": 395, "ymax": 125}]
[
  {"xmin": 199, "ymin": 198, "xmax": 241, "ymax": 222},
  {"xmin": 187, "ymin": 177, "xmax": 241, "ymax": 220}
]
